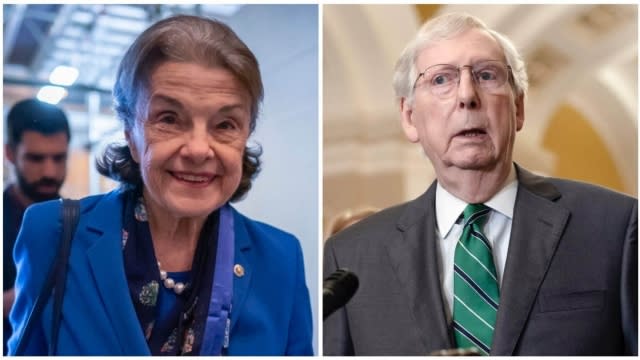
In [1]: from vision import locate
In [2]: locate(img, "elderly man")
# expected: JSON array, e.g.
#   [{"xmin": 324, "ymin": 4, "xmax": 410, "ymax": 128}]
[{"xmin": 323, "ymin": 12, "xmax": 637, "ymax": 356}]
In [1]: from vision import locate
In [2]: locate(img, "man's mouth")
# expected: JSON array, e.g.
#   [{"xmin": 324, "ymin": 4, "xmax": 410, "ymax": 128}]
[
  {"xmin": 455, "ymin": 128, "xmax": 487, "ymax": 137},
  {"xmin": 37, "ymin": 184, "xmax": 59, "ymax": 193}
]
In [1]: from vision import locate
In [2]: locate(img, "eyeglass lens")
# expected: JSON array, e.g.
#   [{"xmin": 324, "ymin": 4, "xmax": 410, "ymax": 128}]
[{"xmin": 418, "ymin": 60, "xmax": 510, "ymax": 97}]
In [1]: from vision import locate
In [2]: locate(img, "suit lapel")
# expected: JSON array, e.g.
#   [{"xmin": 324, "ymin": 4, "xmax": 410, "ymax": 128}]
[
  {"xmin": 491, "ymin": 166, "xmax": 570, "ymax": 355},
  {"xmin": 229, "ymin": 209, "xmax": 252, "ymax": 332},
  {"xmin": 84, "ymin": 191, "xmax": 150, "ymax": 355},
  {"xmin": 386, "ymin": 183, "xmax": 452, "ymax": 352}
]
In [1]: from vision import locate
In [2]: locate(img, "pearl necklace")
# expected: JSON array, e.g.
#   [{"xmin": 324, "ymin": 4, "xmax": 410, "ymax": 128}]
[{"xmin": 157, "ymin": 261, "xmax": 189, "ymax": 295}]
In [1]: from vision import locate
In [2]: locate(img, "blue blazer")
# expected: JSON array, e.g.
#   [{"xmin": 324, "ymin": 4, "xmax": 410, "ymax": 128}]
[{"xmin": 8, "ymin": 189, "xmax": 314, "ymax": 355}]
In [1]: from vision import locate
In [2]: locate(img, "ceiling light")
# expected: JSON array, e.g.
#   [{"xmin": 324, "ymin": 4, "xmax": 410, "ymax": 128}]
[
  {"xmin": 37, "ymin": 86, "xmax": 68, "ymax": 105},
  {"xmin": 49, "ymin": 65, "xmax": 79, "ymax": 86}
]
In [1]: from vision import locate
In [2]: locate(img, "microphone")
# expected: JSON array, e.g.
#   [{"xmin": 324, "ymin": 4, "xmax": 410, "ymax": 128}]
[{"xmin": 323, "ymin": 269, "xmax": 359, "ymax": 319}]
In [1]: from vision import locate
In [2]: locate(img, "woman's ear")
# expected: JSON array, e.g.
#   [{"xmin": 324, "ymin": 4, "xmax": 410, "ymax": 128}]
[{"xmin": 125, "ymin": 130, "xmax": 140, "ymax": 163}]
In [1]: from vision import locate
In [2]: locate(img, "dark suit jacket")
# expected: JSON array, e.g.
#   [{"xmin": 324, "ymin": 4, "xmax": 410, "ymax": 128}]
[{"xmin": 324, "ymin": 165, "xmax": 637, "ymax": 355}]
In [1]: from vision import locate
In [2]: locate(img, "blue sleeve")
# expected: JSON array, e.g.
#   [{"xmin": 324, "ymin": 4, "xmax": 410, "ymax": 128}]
[
  {"xmin": 7, "ymin": 201, "xmax": 62, "ymax": 355},
  {"xmin": 285, "ymin": 238, "xmax": 314, "ymax": 355}
]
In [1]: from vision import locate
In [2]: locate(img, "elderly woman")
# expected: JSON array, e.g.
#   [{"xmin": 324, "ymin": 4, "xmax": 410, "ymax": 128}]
[{"xmin": 8, "ymin": 15, "xmax": 313, "ymax": 355}]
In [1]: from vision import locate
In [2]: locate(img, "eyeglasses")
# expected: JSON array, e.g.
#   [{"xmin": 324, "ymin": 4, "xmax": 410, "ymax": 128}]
[{"xmin": 414, "ymin": 60, "xmax": 512, "ymax": 98}]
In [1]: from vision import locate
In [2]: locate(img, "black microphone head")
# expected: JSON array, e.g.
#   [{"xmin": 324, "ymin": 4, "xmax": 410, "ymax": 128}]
[{"xmin": 323, "ymin": 269, "xmax": 359, "ymax": 319}]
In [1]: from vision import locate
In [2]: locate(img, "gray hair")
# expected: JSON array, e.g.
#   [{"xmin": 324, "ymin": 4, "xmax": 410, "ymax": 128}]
[
  {"xmin": 392, "ymin": 12, "xmax": 528, "ymax": 105},
  {"xmin": 97, "ymin": 15, "xmax": 263, "ymax": 202}
]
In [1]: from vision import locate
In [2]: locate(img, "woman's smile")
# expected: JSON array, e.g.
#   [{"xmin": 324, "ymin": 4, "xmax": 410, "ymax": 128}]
[{"xmin": 169, "ymin": 171, "xmax": 216, "ymax": 187}]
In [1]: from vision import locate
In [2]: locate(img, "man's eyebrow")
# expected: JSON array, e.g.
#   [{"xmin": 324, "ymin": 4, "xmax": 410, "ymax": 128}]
[{"xmin": 25, "ymin": 152, "xmax": 67, "ymax": 157}]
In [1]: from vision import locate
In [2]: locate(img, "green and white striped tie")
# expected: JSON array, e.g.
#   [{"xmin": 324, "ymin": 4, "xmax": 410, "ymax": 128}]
[{"xmin": 453, "ymin": 203, "xmax": 499, "ymax": 355}]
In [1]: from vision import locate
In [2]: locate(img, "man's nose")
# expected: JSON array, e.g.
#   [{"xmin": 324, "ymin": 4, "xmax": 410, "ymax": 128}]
[
  {"xmin": 457, "ymin": 67, "xmax": 480, "ymax": 110},
  {"xmin": 42, "ymin": 157, "xmax": 62, "ymax": 177}
]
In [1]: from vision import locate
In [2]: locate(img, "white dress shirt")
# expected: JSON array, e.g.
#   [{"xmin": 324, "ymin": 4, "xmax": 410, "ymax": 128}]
[{"xmin": 435, "ymin": 165, "xmax": 518, "ymax": 320}]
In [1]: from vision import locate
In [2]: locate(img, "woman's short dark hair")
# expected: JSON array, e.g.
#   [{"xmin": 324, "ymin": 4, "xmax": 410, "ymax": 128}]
[{"xmin": 97, "ymin": 15, "xmax": 263, "ymax": 202}]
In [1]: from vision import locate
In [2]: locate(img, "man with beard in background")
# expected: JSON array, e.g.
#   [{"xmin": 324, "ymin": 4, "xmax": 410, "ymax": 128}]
[{"xmin": 3, "ymin": 98, "xmax": 71, "ymax": 354}]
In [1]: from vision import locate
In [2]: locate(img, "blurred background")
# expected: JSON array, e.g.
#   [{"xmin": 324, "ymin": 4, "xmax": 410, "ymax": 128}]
[
  {"xmin": 323, "ymin": 4, "xmax": 638, "ymax": 238},
  {"xmin": 3, "ymin": 4, "xmax": 319, "ymax": 351}
]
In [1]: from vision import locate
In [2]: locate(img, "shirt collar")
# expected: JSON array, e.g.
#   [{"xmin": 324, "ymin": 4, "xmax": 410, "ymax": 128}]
[{"xmin": 436, "ymin": 164, "xmax": 518, "ymax": 237}]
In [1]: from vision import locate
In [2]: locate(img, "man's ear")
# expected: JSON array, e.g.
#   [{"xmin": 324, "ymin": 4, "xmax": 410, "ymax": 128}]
[
  {"xmin": 515, "ymin": 93, "xmax": 525, "ymax": 131},
  {"xmin": 124, "ymin": 130, "xmax": 140, "ymax": 164},
  {"xmin": 5, "ymin": 144, "xmax": 15, "ymax": 164},
  {"xmin": 400, "ymin": 97, "xmax": 419, "ymax": 143}
]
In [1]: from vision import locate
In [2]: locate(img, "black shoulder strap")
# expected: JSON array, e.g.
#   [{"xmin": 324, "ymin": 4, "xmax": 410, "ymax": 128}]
[
  {"xmin": 49, "ymin": 198, "xmax": 80, "ymax": 354},
  {"xmin": 14, "ymin": 198, "xmax": 80, "ymax": 355}
]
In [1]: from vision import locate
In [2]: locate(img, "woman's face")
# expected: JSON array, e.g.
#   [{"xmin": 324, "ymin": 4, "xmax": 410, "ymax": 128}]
[{"xmin": 127, "ymin": 61, "xmax": 251, "ymax": 220}]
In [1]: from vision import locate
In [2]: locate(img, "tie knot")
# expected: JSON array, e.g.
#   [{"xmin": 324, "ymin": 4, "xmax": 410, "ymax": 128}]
[{"xmin": 462, "ymin": 203, "xmax": 490, "ymax": 227}]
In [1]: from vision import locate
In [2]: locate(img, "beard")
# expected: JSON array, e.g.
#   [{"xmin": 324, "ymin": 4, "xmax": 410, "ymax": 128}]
[{"xmin": 16, "ymin": 171, "xmax": 63, "ymax": 203}]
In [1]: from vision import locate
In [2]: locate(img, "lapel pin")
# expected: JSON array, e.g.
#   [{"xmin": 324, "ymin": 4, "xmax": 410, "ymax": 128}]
[{"xmin": 234, "ymin": 264, "xmax": 245, "ymax": 277}]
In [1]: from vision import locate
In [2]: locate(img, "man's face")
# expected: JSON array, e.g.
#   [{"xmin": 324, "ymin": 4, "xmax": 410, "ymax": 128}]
[
  {"xmin": 400, "ymin": 28, "xmax": 524, "ymax": 175},
  {"xmin": 6, "ymin": 131, "xmax": 69, "ymax": 202}
]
